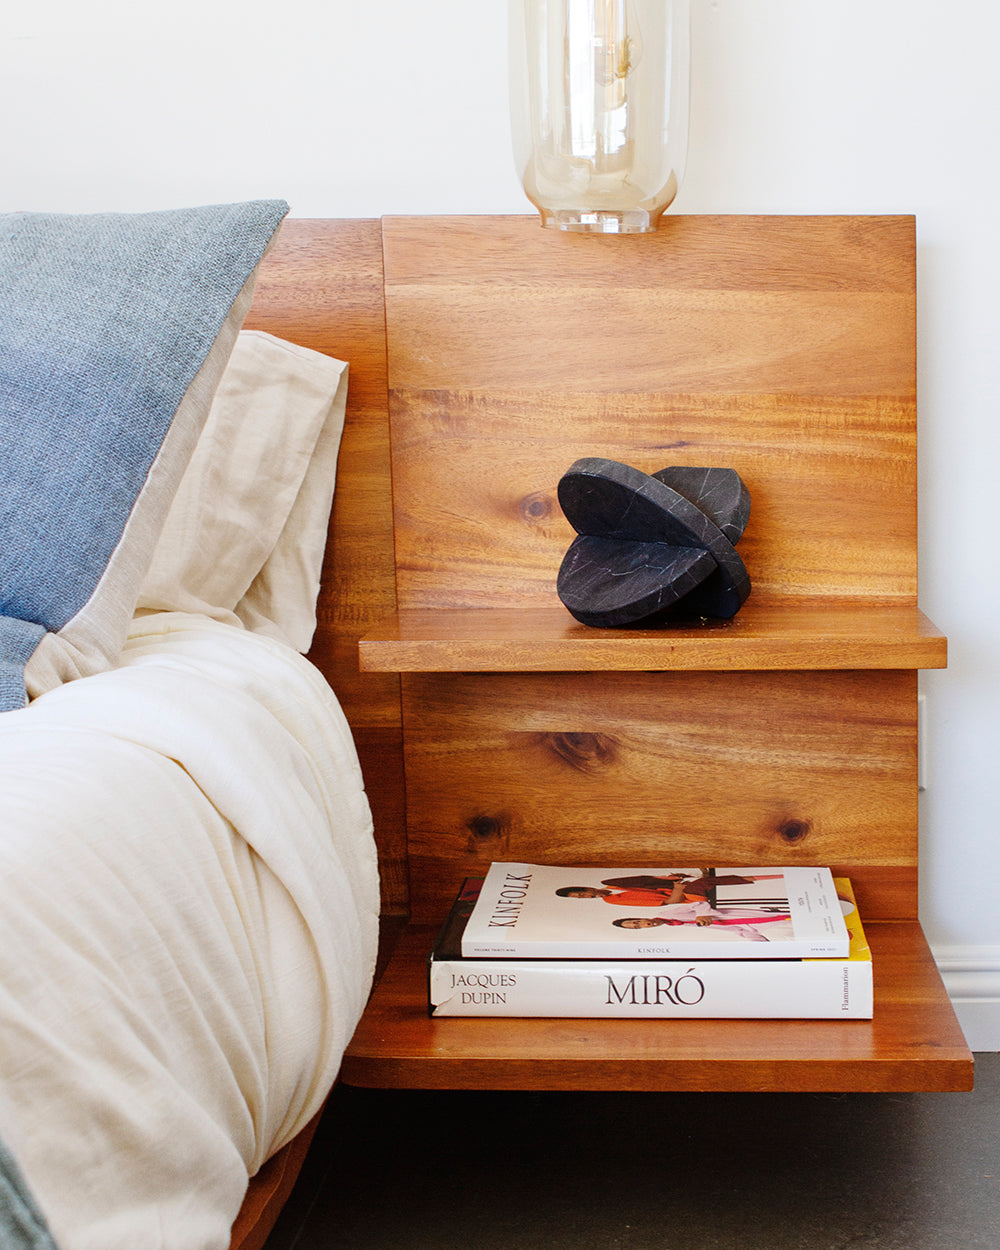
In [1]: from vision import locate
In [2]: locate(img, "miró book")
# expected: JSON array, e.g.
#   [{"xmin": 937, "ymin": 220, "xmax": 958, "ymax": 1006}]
[
  {"xmin": 428, "ymin": 877, "xmax": 873, "ymax": 1018},
  {"xmin": 460, "ymin": 862, "xmax": 851, "ymax": 960}
]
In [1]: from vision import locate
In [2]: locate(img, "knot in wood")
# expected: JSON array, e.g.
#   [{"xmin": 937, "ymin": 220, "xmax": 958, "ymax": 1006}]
[
  {"xmin": 519, "ymin": 491, "xmax": 553, "ymax": 524},
  {"xmin": 543, "ymin": 731, "xmax": 618, "ymax": 773},
  {"xmin": 776, "ymin": 817, "xmax": 812, "ymax": 843},
  {"xmin": 466, "ymin": 814, "xmax": 509, "ymax": 843}
]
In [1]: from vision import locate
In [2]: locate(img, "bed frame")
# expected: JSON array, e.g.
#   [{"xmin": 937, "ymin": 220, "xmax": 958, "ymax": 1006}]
[{"xmin": 231, "ymin": 214, "xmax": 972, "ymax": 1246}]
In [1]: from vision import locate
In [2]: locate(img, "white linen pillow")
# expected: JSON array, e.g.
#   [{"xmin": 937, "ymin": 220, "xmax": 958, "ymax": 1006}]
[{"xmin": 137, "ymin": 331, "xmax": 348, "ymax": 652}]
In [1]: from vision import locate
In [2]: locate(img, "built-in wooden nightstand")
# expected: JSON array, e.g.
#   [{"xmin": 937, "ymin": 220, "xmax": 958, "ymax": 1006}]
[{"xmin": 337, "ymin": 214, "xmax": 973, "ymax": 1093}]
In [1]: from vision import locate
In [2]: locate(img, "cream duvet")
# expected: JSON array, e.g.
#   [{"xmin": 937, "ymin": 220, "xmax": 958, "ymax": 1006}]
[{"xmin": 0, "ymin": 612, "xmax": 378, "ymax": 1250}]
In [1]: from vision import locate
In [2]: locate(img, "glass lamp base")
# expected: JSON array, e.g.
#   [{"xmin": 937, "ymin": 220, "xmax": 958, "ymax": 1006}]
[{"xmin": 538, "ymin": 207, "xmax": 660, "ymax": 234}]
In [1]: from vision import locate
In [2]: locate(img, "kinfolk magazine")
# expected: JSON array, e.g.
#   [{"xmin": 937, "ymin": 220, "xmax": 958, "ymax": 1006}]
[
  {"xmin": 429, "ymin": 877, "xmax": 872, "ymax": 1018},
  {"xmin": 460, "ymin": 863, "xmax": 851, "ymax": 960}
]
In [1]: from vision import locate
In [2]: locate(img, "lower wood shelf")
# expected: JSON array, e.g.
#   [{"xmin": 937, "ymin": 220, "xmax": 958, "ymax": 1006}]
[{"xmin": 340, "ymin": 920, "xmax": 973, "ymax": 1094}]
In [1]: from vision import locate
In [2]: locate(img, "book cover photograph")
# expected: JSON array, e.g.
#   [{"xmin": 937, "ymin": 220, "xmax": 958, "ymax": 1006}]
[
  {"xmin": 460, "ymin": 863, "xmax": 851, "ymax": 960},
  {"xmin": 429, "ymin": 877, "xmax": 873, "ymax": 1019}
]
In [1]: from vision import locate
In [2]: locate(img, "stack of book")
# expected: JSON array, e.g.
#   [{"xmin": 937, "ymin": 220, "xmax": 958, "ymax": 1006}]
[{"xmin": 427, "ymin": 863, "xmax": 873, "ymax": 1019}]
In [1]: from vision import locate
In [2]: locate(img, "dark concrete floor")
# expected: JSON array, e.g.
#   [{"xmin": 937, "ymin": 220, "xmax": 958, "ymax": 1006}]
[{"xmin": 265, "ymin": 1053, "xmax": 999, "ymax": 1249}]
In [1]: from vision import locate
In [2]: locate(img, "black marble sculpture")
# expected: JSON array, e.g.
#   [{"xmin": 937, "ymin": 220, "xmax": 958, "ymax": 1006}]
[{"xmin": 556, "ymin": 459, "xmax": 752, "ymax": 627}]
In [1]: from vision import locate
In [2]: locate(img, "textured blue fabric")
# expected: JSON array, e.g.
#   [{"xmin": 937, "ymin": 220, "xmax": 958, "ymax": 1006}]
[
  {"xmin": 0, "ymin": 616, "xmax": 46, "ymax": 711},
  {"xmin": 0, "ymin": 1137, "xmax": 61, "ymax": 1249},
  {"xmin": 0, "ymin": 200, "xmax": 288, "ymax": 710}
]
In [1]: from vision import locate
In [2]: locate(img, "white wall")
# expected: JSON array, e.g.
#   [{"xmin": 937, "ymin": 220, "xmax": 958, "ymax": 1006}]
[{"xmin": 3, "ymin": 1, "xmax": 999, "ymax": 1044}]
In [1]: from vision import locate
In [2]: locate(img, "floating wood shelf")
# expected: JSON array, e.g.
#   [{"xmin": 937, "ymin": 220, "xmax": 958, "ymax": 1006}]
[
  {"xmin": 359, "ymin": 599, "xmax": 947, "ymax": 673},
  {"xmin": 341, "ymin": 921, "xmax": 972, "ymax": 1093}
]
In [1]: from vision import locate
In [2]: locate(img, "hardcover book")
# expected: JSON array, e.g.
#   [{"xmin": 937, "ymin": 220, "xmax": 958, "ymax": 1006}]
[
  {"xmin": 429, "ymin": 877, "xmax": 873, "ymax": 1018},
  {"xmin": 461, "ymin": 863, "xmax": 851, "ymax": 959}
]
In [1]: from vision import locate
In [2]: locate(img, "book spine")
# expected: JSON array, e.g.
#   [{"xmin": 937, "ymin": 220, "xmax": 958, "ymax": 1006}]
[
  {"xmin": 429, "ymin": 956, "xmax": 873, "ymax": 1018},
  {"xmin": 461, "ymin": 938, "xmax": 849, "ymax": 959}
]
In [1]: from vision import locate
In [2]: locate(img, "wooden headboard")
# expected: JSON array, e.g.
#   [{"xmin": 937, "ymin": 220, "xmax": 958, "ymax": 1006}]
[{"xmin": 244, "ymin": 213, "xmax": 930, "ymax": 927}]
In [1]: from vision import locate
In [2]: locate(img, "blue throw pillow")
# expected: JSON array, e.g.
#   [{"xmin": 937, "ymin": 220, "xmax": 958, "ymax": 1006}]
[{"xmin": 0, "ymin": 200, "xmax": 288, "ymax": 710}]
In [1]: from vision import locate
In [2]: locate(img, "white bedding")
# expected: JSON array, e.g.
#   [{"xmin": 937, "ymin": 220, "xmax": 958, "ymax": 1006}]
[{"xmin": 0, "ymin": 612, "xmax": 378, "ymax": 1250}]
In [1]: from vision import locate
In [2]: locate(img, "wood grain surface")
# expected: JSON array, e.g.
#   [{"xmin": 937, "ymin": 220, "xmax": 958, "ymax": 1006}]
[
  {"xmin": 382, "ymin": 215, "xmax": 918, "ymax": 608},
  {"xmin": 399, "ymin": 668, "xmax": 919, "ymax": 924}
]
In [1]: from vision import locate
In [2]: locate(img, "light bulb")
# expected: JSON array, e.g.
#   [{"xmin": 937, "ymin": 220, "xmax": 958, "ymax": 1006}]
[
  {"xmin": 593, "ymin": 0, "xmax": 642, "ymax": 99},
  {"xmin": 565, "ymin": 0, "xmax": 643, "ymax": 171}
]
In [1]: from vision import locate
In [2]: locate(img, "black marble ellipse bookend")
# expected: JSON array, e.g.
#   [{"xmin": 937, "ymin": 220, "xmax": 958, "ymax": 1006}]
[{"xmin": 556, "ymin": 459, "xmax": 752, "ymax": 627}]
